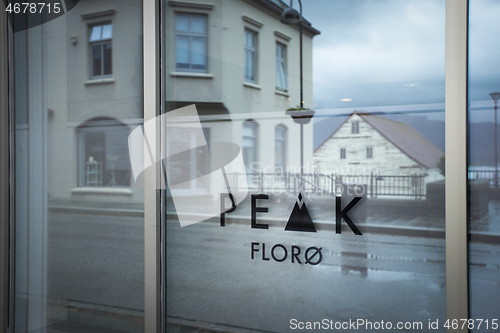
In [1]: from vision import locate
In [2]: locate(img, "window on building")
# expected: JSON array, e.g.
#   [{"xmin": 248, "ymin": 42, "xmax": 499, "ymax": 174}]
[
  {"xmin": 166, "ymin": 127, "xmax": 209, "ymax": 192},
  {"xmin": 243, "ymin": 120, "xmax": 258, "ymax": 171},
  {"xmin": 352, "ymin": 121, "xmax": 360, "ymax": 134},
  {"xmin": 340, "ymin": 148, "xmax": 346, "ymax": 159},
  {"xmin": 90, "ymin": 23, "xmax": 112, "ymax": 79},
  {"xmin": 276, "ymin": 42, "xmax": 287, "ymax": 91},
  {"xmin": 175, "ymin": 13, "xmax": 207, "ymax": 72},
  {"xmin": 244, "ymin": 29, "xmax": 257, "ymax": 83},
  {"xmin": 366, "ymin": 147, "xmax": 373, "ymax": 158},
  {"xmin": 77, "ymin": 119, "xmax": 131, "ymax": 187},
  {"xmin": 275, "ymin": 125, "xmax": 287, "ymax": 171}
]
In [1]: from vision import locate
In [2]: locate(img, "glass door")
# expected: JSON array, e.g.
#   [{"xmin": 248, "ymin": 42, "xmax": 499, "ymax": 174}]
[
  {"xmin": 163, "ymin": 1, "xmax": 448, "ymax": 331},
  {"xmin": 9, "ymin": 1, "xmax": 145, "ymax": 332},
  {"xmin": 468, "ymin": 1, "xmax": 500, "ymax": 331}
]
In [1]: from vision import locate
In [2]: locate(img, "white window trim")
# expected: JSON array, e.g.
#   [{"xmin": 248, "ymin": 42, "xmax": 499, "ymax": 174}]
[
  {"xmin": 276, "ymin": 42, "xmax": 288, "ymax": 92},
  {"xmin": 340, "ymin": 148, "xmax": 346, "ymax": 159},
  {"xmin": 242, "ymin": 16, "xmax": 263, "ymax": 29},
  {"xmin": 174, "ymin": 12, "xmax": 208, "ymax": 73},
  {"xmin": 366, "ymin": 146, "xmax": 373, "ymax": 159},
  {"xmin": 89, "ymin": 22, "xmax": 113, "ymax": 80},
  {"xmin": 351, "ymin": 121, "xmax": 360, "ymax": 134},
  {"xmin": 275, "ymin": 125, "xmax": 287, "ymax": 169},
  {"xmin": 243, "ymin": 120, "xmax": 259, "ymax": 169},
  {"xmin": 244, "ymin": 29, "xmax": 258, "ymax": 84}
]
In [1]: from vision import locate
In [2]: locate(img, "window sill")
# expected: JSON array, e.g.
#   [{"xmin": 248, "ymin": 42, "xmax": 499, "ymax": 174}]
[
  {"xmin": 71, "ymin": 187, "xmax": 133, "ymax": 196},
  {"xmin": 243, "ymin": 81, "xmax": 261, "ymax": 90},
  {"xmin": 85, "ymin": 78, "xmax": 115, "ymax": 85},
  {"xmin": 275, "ymin": 89, "xmax": 289, "ymax": 97},
  {"xmin": 170, "ymin": 72, "xmax": 214, "ymax": 79}
]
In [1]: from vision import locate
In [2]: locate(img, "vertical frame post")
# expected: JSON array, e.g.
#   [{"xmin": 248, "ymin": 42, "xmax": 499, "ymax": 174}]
[
  {"xmin": 445, "ymin": 0, "xmax": 469, "ymax": 330},
  {"xmin": 144, "ymin": 0, "xmax": 161, "ymax": 332},
  {"xmin": 0, "ymin": 1, "xmax": 10, "ymax": 332}
]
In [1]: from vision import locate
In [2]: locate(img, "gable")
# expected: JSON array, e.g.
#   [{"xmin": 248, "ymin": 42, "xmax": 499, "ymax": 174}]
[{"xmin": 314, "ymin": 112, "xmax": 444, "ymax": 169}]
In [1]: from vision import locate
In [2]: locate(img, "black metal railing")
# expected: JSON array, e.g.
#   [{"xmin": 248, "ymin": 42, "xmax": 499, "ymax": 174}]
[
  {"xmin": 228, "ymin": 172, "xmax": 427, "ymax": 199},
  {"xmin": 468, "ymin": 169, "xmax": 499, "ymax": 187}
]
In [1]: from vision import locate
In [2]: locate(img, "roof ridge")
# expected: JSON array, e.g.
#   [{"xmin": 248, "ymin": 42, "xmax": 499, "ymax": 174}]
[{"xmin": 355, "ymin": 111, "xmax": 412, "ymax": 127}]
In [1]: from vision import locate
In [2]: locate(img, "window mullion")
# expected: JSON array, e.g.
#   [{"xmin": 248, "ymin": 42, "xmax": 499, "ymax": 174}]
[{"xmin": 445, "ymin": 0, "xmax": 469, "ymax": 329}]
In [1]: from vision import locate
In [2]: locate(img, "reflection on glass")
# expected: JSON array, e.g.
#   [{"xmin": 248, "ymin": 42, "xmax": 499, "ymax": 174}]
[
  {"xmin": 469, "ymin": 1, "xmax": 500, "ymax": 330},
  {"xmin": 175, "ymin": 13, "xmax": 207, "ymax": 72},
  {"xmin": 165, "ymin": 0, "xmax": 446, "ymax": 332},
  {"xmin": 13, "ymin": 1, "xmax": 144, "ymax": 332}
]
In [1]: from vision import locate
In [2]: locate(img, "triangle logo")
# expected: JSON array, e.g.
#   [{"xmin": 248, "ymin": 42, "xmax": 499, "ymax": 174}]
[{"xmin": 284, "ymin": 193, "xmax": 316, "ymax": 232}]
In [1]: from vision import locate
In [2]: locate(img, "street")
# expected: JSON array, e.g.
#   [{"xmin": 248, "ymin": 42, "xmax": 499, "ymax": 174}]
[{"xmin": 45, "ymin": 211, "xmax": 500, "ymax": 332}]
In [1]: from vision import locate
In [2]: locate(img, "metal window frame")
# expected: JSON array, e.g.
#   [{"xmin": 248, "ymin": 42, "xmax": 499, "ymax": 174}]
[
  {"xmin": 0, "ymin": 0, "xmax": 470, "ymax": 332},
  {"xmin": 445, "ymin": 0, "xmax": 469, "ymax": 329},
  {"xmin": 1, "ymin": 0, "xmax": 10, "ymax": 331},
  {"xmin": 144, "ymin": 0, "xmax": 161, "ymax": 332}
]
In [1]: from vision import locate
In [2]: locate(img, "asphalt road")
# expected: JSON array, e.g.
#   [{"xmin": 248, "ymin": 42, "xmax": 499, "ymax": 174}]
[{"xmin": 45, "ymin": 212, "xmax": 500, "ymax": 332}]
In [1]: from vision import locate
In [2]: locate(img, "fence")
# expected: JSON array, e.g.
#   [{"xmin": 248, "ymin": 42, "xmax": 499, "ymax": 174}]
[
  {"xmin": 227, "ymin": 172, "xmax": 427, "ymax": 199},
  {"xmin": 468, "ymin": 170, "xmax": 498, "ymax": 187}
]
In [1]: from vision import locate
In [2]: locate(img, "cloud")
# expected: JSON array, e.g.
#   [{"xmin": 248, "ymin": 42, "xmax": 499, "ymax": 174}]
[{"xmin": 301, "ymin": 0, "xmax": 446, "ymax": 108}]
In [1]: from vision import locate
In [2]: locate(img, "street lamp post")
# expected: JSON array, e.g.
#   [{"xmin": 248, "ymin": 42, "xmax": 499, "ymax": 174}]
[{"xmin": 490, "ymin": 93, "xmax": 500, "ymax": 188}]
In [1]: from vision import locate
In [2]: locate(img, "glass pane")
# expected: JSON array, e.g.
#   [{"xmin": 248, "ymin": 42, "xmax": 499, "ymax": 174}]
[
  {"xmin": 103, "ymin": 42, "xmax": 112, "ymax": 75},
  {"xmin": 190, "ymin": 15, "xmax": 206, "ymax": 33},
  {"xmin": 13, "ymin": 1, "xmax": 144, "ymax": 332},
  {"xmin": 191, "ymin": 37, "xmax": 206, "ymax": 68},
  {"xmin": 245, "ymin": 49, "xmax": 253, "ymax": 81},
  {"xmin": 91, "ymin": 44, "xmax": 102, "ymax": 77},
  {"xmin": 468, "ymin": 1, "xmax": 500, "ymax": 330},
  {"xmin": 90, "ymin": 25, "xmax": 102, "ymax": 41},
  {"xmin": 245, "ymin": 30, "xmax": 253, "ymax": 48},
  {"xmin": 277, "ymin": 61, "xmax": 287, "ymax": 89},
  {"xmin": 175, "ymin": 14, "xmax": 189, "ymax": 31},
  {"xmin": 102, "ymin": 24, "xmax": 112, "ymax": 39},
  {"xmin": 175, "ymin": 36, "xmax": 189, "ymax": 69},
  {"xmin": 164, "ymin": 0, "xmax": 446, "ymax": 332}
]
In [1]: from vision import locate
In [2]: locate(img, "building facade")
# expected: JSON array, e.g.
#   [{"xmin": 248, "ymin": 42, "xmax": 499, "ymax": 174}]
[
  {"xmin": 314, "ymin": 112, "xmax": 444, "ymax": 182},
  {"xmin": 164, "ymin": 0, "xmax": 319, "ymax": 198},
  {"xmin": 45, "ymin": 0, "xmax": 319, "ymax": 204}
]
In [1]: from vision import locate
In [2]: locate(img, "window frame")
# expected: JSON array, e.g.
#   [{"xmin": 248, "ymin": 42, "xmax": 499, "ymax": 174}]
[
  {"xmin": 242, "ymin": 120, "xmax": 259, "ymax": 170},
  {"xmin": 174, "ymin": 12, "xmax": 208, "ymax": 73},
  {"xmin": 275, "ymin": 42, "xmax": 288, "ymax": 92},
  {"xmin": 275, "ymin": 124, "xmax": 287, "ymax": 170},
  {"xmin": 340, "ymin": 148, "xmax": 346, "ymax": 159},
  {"xmin": 366, "ymin": 146, "xmax": 373, "ymax": 159},
  {"xmin": 76, "ymin": 119, "xmax": 132, "ymax": 188},
  {"xmin": 89, "ymin": 22, "xmax": 113, "ymax": 79},
  {"xmin": 244, "ymin": 28, "xmax": 258, "ymax": 83},
  {"xmin": 351, "ymin": 121, "xmax": 359, "ymax": 134}
]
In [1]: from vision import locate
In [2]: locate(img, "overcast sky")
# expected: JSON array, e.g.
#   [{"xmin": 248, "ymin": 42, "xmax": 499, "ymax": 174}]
[{"xmin": 294, "ymin": 0, "xmax": 500, "ymax": 123}]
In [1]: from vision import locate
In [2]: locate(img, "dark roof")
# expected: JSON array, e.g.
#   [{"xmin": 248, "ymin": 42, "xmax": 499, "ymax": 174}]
[
  {"xmin": 250, "ymin": 0, "xmax": 321, "ymax": 36},
  {"xmin": 313, "ymin": 115, "xmax": 348, "ymax": 151},
  {"xmin": 314, "ymin": 111, "xmax": 444, "ymax": 169}
]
